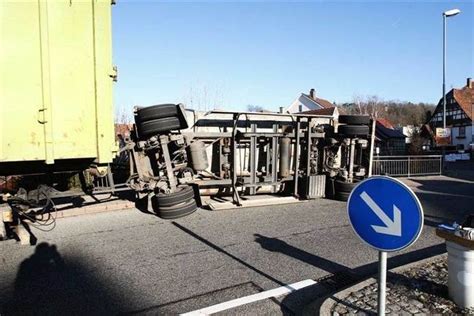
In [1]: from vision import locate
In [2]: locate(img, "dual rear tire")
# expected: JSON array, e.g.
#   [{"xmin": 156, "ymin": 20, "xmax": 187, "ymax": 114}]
[
  {"xmin": 337, "ymin": 115, "xmax": 370, "ymax": 137},
  {"xmin": 152, "ymin": 185, "xmax": 198, "ymax": 219},
  {"xmin": 334, "ymin": 179, "xmax": 359, "ymax": 202},
  {"xmin": 135, "ymin": 104, "xmax": 186, "ymax": 139}
]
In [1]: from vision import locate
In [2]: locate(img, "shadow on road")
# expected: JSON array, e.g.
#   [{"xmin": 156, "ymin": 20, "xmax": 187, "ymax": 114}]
[
  {"xmin": 1, "ymin": 242, "xmax": 133, "ymax": 315},
  {"xmin": 253, "ymin": 234, "xmax": 446, "ymax": 315},
  {"xmin": 171, "ymin": 221, "xmax": 286, "ymax": 286},
  {"xmin": 407, "ymin": 177, "xmax": 474, "ymax": 225},
  {"xmin": 168, "ymin": 222, "xmax": 446, "ymax": 315},
  {"xmin": 444, "ymin": 161, "xmax": 474, "ymax": 182},
  {"xmin": 254, "ymin": 234, "xmax": 348, "ymax": 275}
]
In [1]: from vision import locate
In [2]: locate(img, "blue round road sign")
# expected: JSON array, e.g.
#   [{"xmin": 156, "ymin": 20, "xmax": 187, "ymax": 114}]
[{"xmin": 347, "ymin": 176, "xmax": 424, "ymax": 252}]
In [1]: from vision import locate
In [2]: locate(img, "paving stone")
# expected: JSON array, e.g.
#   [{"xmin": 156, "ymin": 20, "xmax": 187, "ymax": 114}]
[
  {"xmin": 330, "ymin": 257, "xmax": 470, "ymax": 315},
  {"xmin": 407, "ymin": 306, "xmax": 420, "ymax": 314},
  {"xmin": 409, "ymin": 299, "xmax": 424, "ymax": 308},
  {"xmin": 390, "ymin": 304, "xmax": 401, "ymax": 312},
  {"xmin": 346, "ymin": 296, "xmax": 356, "ymax": 303}
]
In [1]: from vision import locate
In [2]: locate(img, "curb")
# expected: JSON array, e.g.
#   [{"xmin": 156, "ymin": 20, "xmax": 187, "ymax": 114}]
[{"xmin": 310, "ymin": 253, "xmax": 447, "ymax": 315}]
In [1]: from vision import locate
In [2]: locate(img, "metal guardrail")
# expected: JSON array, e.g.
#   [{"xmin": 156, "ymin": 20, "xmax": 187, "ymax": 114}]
[{"xmin": 372, "ymin": 155, "xmax": 442, "ymax": 177}]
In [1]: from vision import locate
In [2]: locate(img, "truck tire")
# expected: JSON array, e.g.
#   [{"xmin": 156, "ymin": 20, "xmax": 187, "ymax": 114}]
[
  {"xmin": 338, "ymin": 125, "xmax": 369, "ymax": 137},
  {"xmin": 137, "ymin": 117, "xmax": 181, "ymax": 137},
  {"xmin": 338, "ymin": 115, "xmax": 370, "ymax": 125},
  {"xmin": 335, "ymin": 191, "xmax": 350, "ymax": 201},
  {"xmin": 155, "ymin": 186, "xmax": 195, "ymax": 207},
  {"xmin": 135, "ymin": 104, "xmax": 178, "ymax": 122},
  {"xmin": 154, "ymin": 199, "xmax": 197, "ymax": 219},
  {"xmin": 334, "ymin": 179, "xmax": 358, "ymax": 193}
]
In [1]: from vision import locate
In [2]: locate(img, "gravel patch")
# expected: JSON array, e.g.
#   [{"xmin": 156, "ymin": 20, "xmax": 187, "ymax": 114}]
[{"xmin": 331, "ymin": 255, "xmax": 474, "ymax": 315}]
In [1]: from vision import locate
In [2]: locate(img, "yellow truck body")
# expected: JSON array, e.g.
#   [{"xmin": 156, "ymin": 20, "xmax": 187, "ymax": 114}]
[{"xmin": 0, "ymin": 0, "xmax": 116, "ymax": 172}]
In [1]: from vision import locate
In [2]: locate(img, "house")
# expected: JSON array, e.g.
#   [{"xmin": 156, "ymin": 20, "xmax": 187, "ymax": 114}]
[
  {"xmin": 287, "ymin": 89, "xmax": 337, "ymax": 114},
  {"xmin": 375, "ymin": 118, "xmax": 406, "ymax": 155},
  {"xmin": 428, "ymin": 78, "xmax": 474, "ymax": 150},
  {"xmin": 115, "ymin": 123, "xmax": 133, "ymax": 140},
  {"xmin": 287, "ymin": 89, "xmax": 339, "ymax": 125}
]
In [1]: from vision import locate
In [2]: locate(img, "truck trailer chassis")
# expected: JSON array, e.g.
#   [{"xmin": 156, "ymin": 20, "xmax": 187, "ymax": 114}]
[
  {"xmin": 0, "ymin": 103, "xmax": 373, "ymax": 241},
  {"xmin": 123, "ymin": 104, "xmax": 373, "ymax": 218}
]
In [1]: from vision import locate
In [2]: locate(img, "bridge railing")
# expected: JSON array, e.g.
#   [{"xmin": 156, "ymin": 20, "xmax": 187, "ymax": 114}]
[{"xmin": 372, "ymin": 155, "xmax": 442, "ymax": 177}]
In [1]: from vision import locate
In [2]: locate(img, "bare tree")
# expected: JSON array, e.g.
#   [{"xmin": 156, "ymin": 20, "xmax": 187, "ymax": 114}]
[
  {"xmin": 350, "ymin": 95, "xmax": 385, "ymax": 118},
  {"xmin": 407, "ymin": 128, "xmax": 425, "ymax": 155},
  {"xmin": 115, "ymin": 105, "xmax": 133, "ymax": 124},
  {"xmin": 182, "ymin": 82, "xmax": 226, "ymax": 111},
  {"xmin": 247, "ymin": 104, "xmax": 267, "ymax": 112},
  {"xmin": 343, "ymin": 96, "xmax": 435, "ymax": 126}
]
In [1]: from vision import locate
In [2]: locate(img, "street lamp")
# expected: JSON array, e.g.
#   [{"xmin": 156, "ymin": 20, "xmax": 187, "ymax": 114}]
[{"xmin": 442, "ymin": 8, "xmax": 461, "ymax": 129}]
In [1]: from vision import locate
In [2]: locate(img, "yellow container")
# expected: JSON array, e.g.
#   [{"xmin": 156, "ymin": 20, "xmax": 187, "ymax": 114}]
[{"xmin": 0, "ymin": 0, "xmax": 116, "ymax": 172}]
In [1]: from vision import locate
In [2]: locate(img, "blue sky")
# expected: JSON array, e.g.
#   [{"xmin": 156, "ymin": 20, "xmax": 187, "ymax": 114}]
[{"xmin": 112, "ymin": 1, "xmax": 473, "ymax": 113}]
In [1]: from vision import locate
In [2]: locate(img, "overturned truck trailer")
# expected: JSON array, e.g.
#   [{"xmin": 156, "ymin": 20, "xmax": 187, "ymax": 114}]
[
  {"xmin": 0, "ymin": 0, "xmax": 118, "ymax": 240},
  {"xmin": 124, "ymin": 104, "xmax": 374, "ymax": 218}
]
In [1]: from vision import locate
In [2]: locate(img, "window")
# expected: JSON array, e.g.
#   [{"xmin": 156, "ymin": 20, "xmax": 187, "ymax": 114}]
[{"xmin": 459, "ymin": 126, "xmax": 466, "ymax": 138}]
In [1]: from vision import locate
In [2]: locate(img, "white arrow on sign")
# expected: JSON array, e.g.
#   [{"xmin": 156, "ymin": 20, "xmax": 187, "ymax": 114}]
[{"xmin": 360, "ymin": 191, "xmax": 402, "ymax": 237}]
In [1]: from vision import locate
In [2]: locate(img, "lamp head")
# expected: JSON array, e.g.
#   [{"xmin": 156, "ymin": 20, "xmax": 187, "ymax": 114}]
[{"xmin": 443, "ymin": 9, "xmax": 461, "ymax": 17}]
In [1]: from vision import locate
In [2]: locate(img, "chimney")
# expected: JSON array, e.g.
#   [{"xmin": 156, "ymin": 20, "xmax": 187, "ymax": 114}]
[
  {"xmin": 467, "ymin": 78, "xmax": 473, "ymax": 89},
  {"xmin": 309, "ymin": 88, "xmax": 316, "ymax": 100},
  {"xmin": 298, "ymin": 105, "xmax": 303, "ymax": 112}
]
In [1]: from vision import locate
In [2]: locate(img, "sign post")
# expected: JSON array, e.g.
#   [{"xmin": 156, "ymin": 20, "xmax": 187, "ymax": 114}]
[
  {"xmin": 347, "ymin": 176, "xmax": 424, "ymax": 315},
  {"xmin": 378, "ymin": 251, "xmax": 387, "ymax": 315}
]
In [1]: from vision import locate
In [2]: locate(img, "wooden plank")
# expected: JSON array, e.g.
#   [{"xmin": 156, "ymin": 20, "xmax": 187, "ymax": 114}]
[
  {"xmin": 436, "ymin": 229, "xmax": 474, "ymax": 250},
  {"xmin": 206, "ymin": 195, "xmax": 304, "ymax": 211}
]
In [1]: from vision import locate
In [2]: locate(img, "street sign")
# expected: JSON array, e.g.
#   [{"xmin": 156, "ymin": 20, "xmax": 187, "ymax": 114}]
[
  {"xmin": 347, "ymin": 176, "xmax": 424, "ymax": 252},
  {"xmin": 347, "ymin": 176, "xmax": 424, "ymax": 315},
  {"xmin": 435, "ymin": 127, "xmax": 451, "ymax": 146}
]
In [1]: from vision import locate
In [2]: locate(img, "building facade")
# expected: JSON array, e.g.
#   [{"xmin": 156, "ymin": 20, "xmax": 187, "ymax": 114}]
[
  {"xmin": 375, "ymin": 118, "xmax": 406, "ymax": 155},
  {"xmin": 428, "ymin": 78, "xmax": 474, "ymax": 150}
]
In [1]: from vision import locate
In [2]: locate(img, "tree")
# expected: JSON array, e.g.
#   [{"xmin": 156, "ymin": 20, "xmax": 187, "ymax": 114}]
[
  {"xmin": 339, "ymin": 96, "xmax": 436, "ymax": 126},
  {"xmin": 115, "ymin": 106, "xmax": 133, "ymax": 124},
  {"xmin": 407, "ymin": 128, "xmax": 425, "ymax": 155},
  {"xmin": 182, "ymin": 82, "xmax": 225, "ymax": 111},
  {"xmin": 350, "ymin": 95, "xmax": 385, "ymax": 118},
  {"xmin": 246, "ymin": 104, "xmax": 267, "ymax": 112}
]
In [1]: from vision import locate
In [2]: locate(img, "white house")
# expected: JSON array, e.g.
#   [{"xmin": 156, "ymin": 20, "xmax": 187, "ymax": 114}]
[
  {"xmin": 286, "ymin": 89, "xmax": 339, "ymax": 124},
  {"xmin": 287, "ymin": 89, "xmax": 336, "ymax": 113},
  {"xmin": 428, "ymin": 78, "xmax": 474, "ymax": 150}
]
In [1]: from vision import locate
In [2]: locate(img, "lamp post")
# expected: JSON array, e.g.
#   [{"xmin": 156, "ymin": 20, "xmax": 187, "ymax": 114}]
[{"xmin": 442, "ymin": 8, "xmax": 461, "ymax": 129}]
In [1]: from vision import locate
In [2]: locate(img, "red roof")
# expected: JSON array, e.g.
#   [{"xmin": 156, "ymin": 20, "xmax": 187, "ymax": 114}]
[
  {"xmin": 376, "ymin": 118, "xmax": 395, "ymax": 129},
  {"xmin": 115, "ymin": 123, "xmax": 133, "ymax": 138},
  {"xmin": 302, "ymin": 94, "xmax": 335, "ymax": 109},
  {"xmin": 453, "ymin": 85, "xmax": 473, "ymax": 120}
]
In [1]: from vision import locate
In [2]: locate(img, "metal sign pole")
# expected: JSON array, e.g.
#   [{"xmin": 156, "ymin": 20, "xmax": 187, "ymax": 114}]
[
  {"xmin": 348, "ymin": 176, "xmax": 424, "ymax": 316},
  {"xmin": 378, "ymin": 251, "xmax": 387, "ymax": 315}
]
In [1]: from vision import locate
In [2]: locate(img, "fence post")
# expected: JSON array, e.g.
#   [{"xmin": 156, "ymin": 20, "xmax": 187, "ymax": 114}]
[
  {"xmin": 439, "ymin": 156, "xmax": 442, "ymax": 175},
  {"xmin": 408, "ymin": 156, "xmax": 410, "ymax": 178}
]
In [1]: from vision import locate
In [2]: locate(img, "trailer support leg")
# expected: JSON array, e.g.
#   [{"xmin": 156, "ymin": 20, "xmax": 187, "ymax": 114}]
[
  {"xmin": 293, "ymin": 119, "xmax": 300, "ymax": 197},
  {"xmin": 231, "ymin": 114, "xmax": 241, "ymax": 206},
  {"xmin": 160, "ymin": 135, "xmax": 177, "ymax": 192},
  {"xmin": 249, "ymin": 123, "xmax": 257, "ymax": 195}
]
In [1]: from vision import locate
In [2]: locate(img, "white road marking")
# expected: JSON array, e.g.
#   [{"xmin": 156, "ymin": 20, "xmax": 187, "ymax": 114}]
[{"xmin": 181, "ymin": 279, "xmax": 316, "ymax": 315}]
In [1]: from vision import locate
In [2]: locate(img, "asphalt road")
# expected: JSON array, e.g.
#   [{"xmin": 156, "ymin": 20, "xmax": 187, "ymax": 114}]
[{"xmin": 0, "ymin": 175, "xmax": 471, "ymax": 315}]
